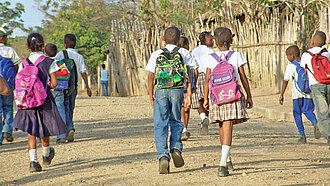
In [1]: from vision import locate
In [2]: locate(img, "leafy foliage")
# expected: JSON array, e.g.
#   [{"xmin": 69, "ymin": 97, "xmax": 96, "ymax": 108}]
[{"xmin": 0, "ymin": 1, "xmax": 25, "ymax": 31}]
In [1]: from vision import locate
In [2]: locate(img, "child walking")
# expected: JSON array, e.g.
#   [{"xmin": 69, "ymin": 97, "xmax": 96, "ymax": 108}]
[
  {"xmin": 279, "ymin": 45, "xmax": 319, "ymax": 143},
  {"xmin": 146, "ymin": 26, "xmax": 195, "ymax": 174},
  {"xmin": 203, "ymin": 27, "xmax": 253, "ymax": 177},
  {"xmin": 13, "ymin": 33, "xmax": 67, "ymax": 172},
  {"xmin": 300, "ymin": 31, "xmax": 330, "ymax": 149}
]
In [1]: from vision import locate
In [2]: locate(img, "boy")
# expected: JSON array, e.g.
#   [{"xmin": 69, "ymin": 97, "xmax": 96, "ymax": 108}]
[
  {"xmin": 191, "ymin": 31, "xmax": 214, "ymax": 135},
  {"xmin": 300, "ymin": 31, "xmax": 330, "ymax": 149},
  {"xmin": 146, "ymin": 26, "xmax": 195, "ymax": 174},
  {"xmin": 55, "ymin": 34, "xmax": 92, "ymax": 143},
  {"xmin": 0, "ymin": 24, "xmax": 21, "ymax": 144},
  {"xmin": 279, "ymin": 45, "xmax": 319, "ymax": 143},
  {"xmin": 44, "ymin": 43, "xmax": 68, "ymax": 144}
]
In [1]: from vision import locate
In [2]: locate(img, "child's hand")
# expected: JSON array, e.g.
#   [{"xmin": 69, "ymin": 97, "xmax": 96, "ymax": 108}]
[
  {"xmin": 203, "ymin": 99, "xmax": 209, "ymax": 111},
  {"xmin": 279, "ymin": 95, "xmax": 284, "ymax": 105},
  {"xmin": 87, "ymin": 87, "xmax": 92, "ymax": 97},
  {"xmin": 185, "ymin": 95, "xmax": 191, "ymax": 110},
  {"xmin": 246, "ymin": 96, "xmax": 253, "ymax": 109},
  {"xmin": 150, "ymin": 97, "xmax": 154, "ymax": 108}
]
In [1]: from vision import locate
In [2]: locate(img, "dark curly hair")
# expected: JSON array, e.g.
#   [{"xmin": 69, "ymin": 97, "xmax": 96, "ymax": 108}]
[{"xmin": 27, "ymin": 33, "xmax": 44, "ymax": 52}]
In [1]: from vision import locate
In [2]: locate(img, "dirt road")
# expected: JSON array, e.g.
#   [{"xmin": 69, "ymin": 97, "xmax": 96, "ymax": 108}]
[{"xmin": 0, "ymin": 95, "xmax": 329, "ymax": 185}]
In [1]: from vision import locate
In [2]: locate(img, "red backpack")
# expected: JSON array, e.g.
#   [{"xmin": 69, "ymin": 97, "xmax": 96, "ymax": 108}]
[{"xmin": 307, "ymin": 48, "xmax": 330, "ymax": 84}]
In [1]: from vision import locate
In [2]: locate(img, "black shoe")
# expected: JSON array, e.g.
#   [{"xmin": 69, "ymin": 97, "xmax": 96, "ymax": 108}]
[
  {"xmin": 313, "ymin": 123, "xmax": 321, "ymax": 139},
  {"xmin": 56, "ymin": 138, "xmax": 66, "ymax": 144},
  {"xmin": 227, "ymin": 161, "xmax": 234, "ymax": 171},
  {"xmin": 181, "ymin": 132, "xmax": 190, "ymax": 141},
  {"xmin": 297, "ymin": 135, "xmax": 306, "ymax": 144},
  {"xmin": 170, "ymin": 149, "xmax": 184, "ymax": 168},
  {"xmin": 3, "ymin": 132, "xmax": 13, "ymax": 142},
  {"xmin": 42, "ymin": 147, "xmax": 55, "ymax": 166},
  {"xmin": 159, "ymin": 156, "xmax": 170, "ymax": 174},
  {"xmin": 201, "ymin": 118, "xmax": 209, "ymax": 135},
  {"xmin": 67, "ymin": 129, "xmax": 75, "ymax": 142},
  {"xmin": 218, "ymin": 166, "xmax": 229, "ymax": 177},
  {"xmin": 30, "ymin": 161, "xmax": 42, "ymax": 172}
]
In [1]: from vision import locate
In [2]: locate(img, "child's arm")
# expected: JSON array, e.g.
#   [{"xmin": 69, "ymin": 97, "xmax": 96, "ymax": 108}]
[
  {"xmin": 203, "ymin": 68, "xmax": 211, "ymax": 110},
  {"xmin": 279, "ymin": 80, "xmax": 288, "ymax": 105},
  {"xmin": 147, "ymin": 72, "xmax": 155, "ymax": 108},
  {"xmin": 238, "ymin": 66, "xmax": 253, "ymax": 109},
  {"xmin": 49, "ymin": 72, "xmax": 58, "ymax": 89},
  {"xmin": 193, "ymin": 68, "xmax": 198, "ymax": 85},
  {"xmin": 81, "ymin": 72, "xmax": 92, "ymax": 97},
  {"xmin": 185, "ymin": 67, "xmax": 192, "ymax": 110},
  {"xmin": 0, "ymin": 76, "xmax": 10, "ymax": 95}
]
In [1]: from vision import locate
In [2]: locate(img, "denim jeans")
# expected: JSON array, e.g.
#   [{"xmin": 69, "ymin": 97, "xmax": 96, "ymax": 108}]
[
  {"xmin": 51, "ymin": 90, "xmax": 67, "ymax": 140},
  {"xmin": 64, "ymin": 88, "xmax": 77, "ymax": 133},
  {"xmin": 153, "ymin": 88, "xmax": 184, "ymax": 159},
  {"xmin": 0, "ymin": 92, "xmax": 14, "ymax": 143},
  {"xmin": 101, "ymin": 80, "xmax": 108, "ymax": 96},
  {"xmin": 292, "ymin": 98, "xmax": 317, "ymax": 135},
  {"xmin": 310, "ymin": 83, "xmax": 330, "ymax": 140}
]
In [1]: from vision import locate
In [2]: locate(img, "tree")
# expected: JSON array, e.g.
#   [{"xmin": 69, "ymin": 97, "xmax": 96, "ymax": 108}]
[{"xmin": 0, "ymin": 1, "xmax": 25, "ymax": 32}]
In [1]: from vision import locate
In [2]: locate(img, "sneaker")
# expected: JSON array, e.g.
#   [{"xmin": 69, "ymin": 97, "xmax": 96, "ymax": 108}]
[
  {"xmin": 56, "ymin": 138, "xmax": 66, "ymax": 144},
  {"xmin": 181, "ymin": 132, "xmax": 190, "ymax": 141},
  {"xmin": 297, "ymin": 135, "xmax": 306, "ymax": 144},
  {"xmin": 42, "ymin": 147, "xmax": 55, "ymax": 166},
  {"xmin": 30, "ymin": 161, "xmax": 42, "ymax": 172},
  {"xmin": 3, "ymin": 132, "xmax": 13, "ymax": 142},
  {"xmin": 201, "ymin": 118, "xmax": 209, "ymax": 135},
  {"xmin": 313, "ymin": 123, "xmax": 321, "ymax": 139},
  {"xmin": 218, "ymin": 166, "xmax": 229, "ymax": 177},
  {"xmin": 67, "ymin": 129, "xmax": 75, "ymax": 142},
  {"xmin": 227, "ymin": 161, "xmax": 234, "ymax": 171},
  {"xmin": 170, "ymin": 149, "xmax": 184, "ymax": 168},
  {"xmin": 159, "ymin": 156, "xmax": 170, "ymax": 174}
]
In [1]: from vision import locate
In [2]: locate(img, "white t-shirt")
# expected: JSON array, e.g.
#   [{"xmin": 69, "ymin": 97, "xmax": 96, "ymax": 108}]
[
  {"xmin": 0, "ymin": 43, "xmax": 21, "ymax": 65},
  {"xmin": 145, "ymin": 44, "xmax": 196, "ymax": 73},
  {"xmin": 55, "ymin": 48, "xmax": 87, "ymax": 74},
  {"xmin": 300, "ymin": 47, "xmax": 330, "ymax": 86},
  {"xmin": 18, "ymin": 52, "xmax": 59, "ymax": 74},
  {"xmin": 284, "ymin": 62, "xmax": 311, "ymax": 99},
  {"xmin": 191, "ymin": 45, "xmax": 214, "ymax": 73},
  {"xmin": 205, "ymin": 50, "xmax": 247, "ymax": 83}
]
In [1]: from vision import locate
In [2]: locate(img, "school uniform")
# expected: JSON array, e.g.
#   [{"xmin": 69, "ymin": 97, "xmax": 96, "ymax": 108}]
[
  {"xmin": 145, "ymin": 44, "xmax": 195, "ymax": 160},
  {"xmin": 205, "ymin": 50, "xmax": 248, "ymax": 124},
  {"xmin": 284, "ymin": 62, "xmax": 317, "ymax": 135},
  {"xmin": 300, "ymin": 47, "xmax": 330, "ymax": 140},
  {"xmin": 14, "ymin": 52, "xmax": 67, "ymax": 137}
]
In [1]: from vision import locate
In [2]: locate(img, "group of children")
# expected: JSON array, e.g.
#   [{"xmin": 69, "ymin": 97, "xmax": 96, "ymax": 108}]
[{"xmin": 147, "ymin": 26, "xmax": 330, "ymax": 177}]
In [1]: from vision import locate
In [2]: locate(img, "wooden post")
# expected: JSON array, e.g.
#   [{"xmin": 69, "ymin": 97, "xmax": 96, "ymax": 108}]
[{"xmin": 97, "ymin": 66, "xmax": 101, "ymax": 96}]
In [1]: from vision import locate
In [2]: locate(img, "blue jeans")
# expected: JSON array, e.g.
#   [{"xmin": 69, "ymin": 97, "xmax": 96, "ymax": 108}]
[
  {"xmin": 0, "ymin": 92, "xmax": 14, "ymax": 143},
  {"xmin": 153, "ymin": 88, "xmax": 184, "ymax": 160},
  {"xmin": 101, "ymin": 80, "xmax": 108, "ymax": 96},
  {"xmin": 52, "ymin": 90, "xmax": 67, "ymax": 140},
  {"xmin": 292, "ymin": 98, "xmax": 317, "ymax": 135},
  {"xmin": 310, "ymin": 83, "xmax": 330, "ymax": 140},
  {"xmin": 64, "ymin": 88, "xmax": 77, "ymax": 133}
]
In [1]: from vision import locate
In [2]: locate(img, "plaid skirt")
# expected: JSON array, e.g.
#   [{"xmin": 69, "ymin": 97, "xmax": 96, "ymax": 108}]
[
  {"xmin": 195, "ymin": 72, "xmax": 206, "ymax": 101},
  {"xmin": 209, "ymin": 95, "xmax": 249, "ymax": 124},
  {"xmin": 183, "ymin": 91, "xmax": 200, "ymax": 109}
]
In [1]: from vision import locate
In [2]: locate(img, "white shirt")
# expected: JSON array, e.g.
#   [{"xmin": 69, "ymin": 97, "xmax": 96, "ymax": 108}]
[
  {"xmin": 18, "ymin": 52, "xmax": 59, "ymax": 74},
  {"xmin": 284, "ymin": 62, "xmax": 311, "ymax": 99},
  {"xmin": 55, "ymin": 48, "xmax": 87, "ymax": 74},
  {"xmin": 0, "ymin": 43, "xmax": 21, "ymax": 65},
  {"xmin": 191, "ymin": 45, "xmax": 214, "ymax": 73},
  {"xmin": 205, "ymin": 50, "xmax": 247, "ymax": 83},
  {"xmin": 145, "ymin": 44, "xmax": 196, "ymax": 73},
  {"xmin": 300, "ymin": 47, "xmax": 330, "ymax": 86}
]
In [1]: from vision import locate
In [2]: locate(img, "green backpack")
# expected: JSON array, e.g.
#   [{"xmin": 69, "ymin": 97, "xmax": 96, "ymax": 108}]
[
  {"xmin": 62, "ymin": 50, "xmax": 78, "ymax": 96},
  {"xmin": 155, "ymin": 47, "xmax": 188, "ymax": 89}
]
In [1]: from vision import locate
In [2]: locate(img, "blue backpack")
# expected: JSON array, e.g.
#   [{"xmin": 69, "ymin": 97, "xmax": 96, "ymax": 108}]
[
  {"xmin": 0, "ymin": 55, "xmax": 17, "ymax": 89},
  {"xmin": 291, "ymin": 60, "xmax": 311, "ymax": 94},
  {"xmin": 184, "ymin": 68, "xmax": 194, "ymax": 91}
]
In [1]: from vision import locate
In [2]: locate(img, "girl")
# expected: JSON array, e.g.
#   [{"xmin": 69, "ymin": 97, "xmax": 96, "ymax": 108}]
[
  {"xmin": 178, "ymin": 36, "xmax": 198, "ymax": 141},
  {"xmin": 203, "ymin": 27, "xmax": 253, "ymax": 177},
  {"xmin": 13, "ymin": 33, "xmax": 67, "ymax": 172}
]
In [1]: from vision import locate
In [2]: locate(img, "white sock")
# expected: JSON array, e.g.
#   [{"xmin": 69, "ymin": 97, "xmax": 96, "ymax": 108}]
[
  {"xmin": 42, "ymin": 146, "xmax": 50, "ymax": 157},
  {"xmin": 220, "ymin": 145, "xmax": 230, "ymax": 167},
  {"xmin": 227, "ymin": 150, "xmax": 231, "ymax": 162},
  {"xmin": 29, "ymin": 149, "xmax": 38, "ymax": 162},
  {"xmin": 200, "ymin": 113, "xmax": 206, "ymax": 120},
  {"xmin": 182, "ymin": 127, "xmax": 187, "ymax": 133}
]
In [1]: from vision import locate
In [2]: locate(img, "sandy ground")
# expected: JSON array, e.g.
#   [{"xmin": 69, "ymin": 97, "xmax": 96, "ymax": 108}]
[{"xmin": 0, "ymin": 94, "xmax": 329, "ymax": 185}]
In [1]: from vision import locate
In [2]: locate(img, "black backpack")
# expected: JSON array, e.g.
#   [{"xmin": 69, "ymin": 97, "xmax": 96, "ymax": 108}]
[{"xmin": 62, "ymin": 50, "xmax": 78, "ymax": 96}]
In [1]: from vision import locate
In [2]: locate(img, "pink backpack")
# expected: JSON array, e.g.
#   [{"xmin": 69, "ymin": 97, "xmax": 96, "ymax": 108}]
[
  {"xmin": 14, "ymin": 56, "xmax": 48, "ymax": 109},
  {"xmin": 209, "ymin": 52, "xmax": 242, "ymax": 105}
]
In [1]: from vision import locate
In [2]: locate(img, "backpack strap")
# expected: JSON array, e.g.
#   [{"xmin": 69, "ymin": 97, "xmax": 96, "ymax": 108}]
[
  {"xmin": 33, "ymin": 55, "xmax": 46, "ymax": 67},
  {"xmin": 63, "ymin": 50, "xmax": 69, "ymax": 59},
  {"xmin": 172, "ymin": 47, "xmax": 180, "ymax": 53},
  {"xmin": 210, "ymin": 53, "xmax": 220, "ymax": 62},
  {"xmin": 291, "ymin": 60, "xmax": 300, "ymax": 67},
  {"xmin": 226, "ymin": 51, "xmax": 234, "ymax": 61}
]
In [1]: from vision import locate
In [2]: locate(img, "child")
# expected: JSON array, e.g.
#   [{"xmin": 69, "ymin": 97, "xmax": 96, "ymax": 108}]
[
  {"xmin": 100, "ymin": 64, "xmax": 109, "ymax": 96},
  {"xmin": 44, "ymin": 43, "xmax": 68, "ymax": 144},
  {"xmin": 279, "ymin": 45, "xmax": 319, "ymax": 143},
  {"xmin": 55, "ymin": 34, "xmax": 92, "ymax": 143},
  {"xmin": 0, "ymin": 24, "xmax": 21, "ymax": 144},
  {"xmin": 191, "ymin": 31, "xmax": 214, "ymax": 135},
  {"xmin": 13, "ymin": 33, "xmax": 67, "ymax": 172},
  {"xmin": 178, "ymin": 36, "xmax": 198, "ymax": 141},
  {"xmin": 203, "ymin": 27, "xmax": 253, "ymax": 177},
  {"xmin": 300, "ymin": 31, "xmax": 330, "ymax": 149},
  {"xmin": 146, "ymin": 26, "xmax": 195, "ymax": 174}
]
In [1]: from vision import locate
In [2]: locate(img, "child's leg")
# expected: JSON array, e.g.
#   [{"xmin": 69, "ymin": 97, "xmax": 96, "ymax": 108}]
[
  {"xmin": 198, "ymin": 99, "xmax": 208, "ymax": 119},
  {"xmin": 293, "ymin": 99, "xmax": 305, "ymax": 135},
  {"xmin": 28, "ymin": 134, "xmax": 38, "ymax": 162},
  {"xmin": 41, "ymin": 136, "xmax": 52, "ymax": 157},
  {"xmin": 184, "ymin": 109, "xmax": 190, "ymax": 128},
  {"xmin": 219, "ymin": 121, "xmax": 233, "ymax": 167},
  {"xmin": 301, "ymin": 98, "xmax": 317, "ymax": 125},
  {"xmin": 181, "ymin": 106, "xmax": 185, "ymax": 127}
]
